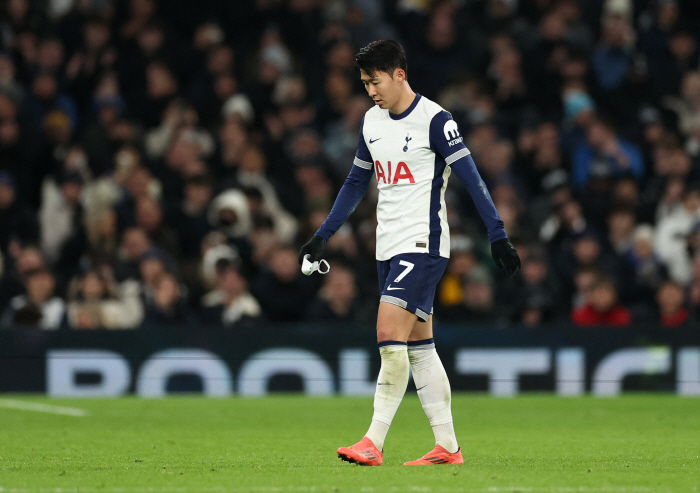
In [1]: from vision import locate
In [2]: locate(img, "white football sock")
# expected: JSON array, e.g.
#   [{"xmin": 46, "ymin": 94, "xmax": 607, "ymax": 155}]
[
  {"xmin": 408, "ymin": 339, "xmax": 459, "ymax": 453},
  {"xmin": 365, "ymin": 342, "xmax": 409, "ymax": 451}
]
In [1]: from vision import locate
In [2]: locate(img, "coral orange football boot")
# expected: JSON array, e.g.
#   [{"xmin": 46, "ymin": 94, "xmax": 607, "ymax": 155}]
[
  {"xmin": 337, "ymin": 436, "xmax": 383, "ymax": 466},
  {"xmin": 404, "ymin": 445, "xmax": 464, "ymax": 465}
]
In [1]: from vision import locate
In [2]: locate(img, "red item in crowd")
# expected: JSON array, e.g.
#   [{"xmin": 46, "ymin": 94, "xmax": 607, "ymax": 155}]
[
  {"xmin": 660, "ymin": 308, "xmax": 689, "ymax": 328},
  {"xmin": 571, "ymin": 303, "xmax": 632, "ymax": 327}
]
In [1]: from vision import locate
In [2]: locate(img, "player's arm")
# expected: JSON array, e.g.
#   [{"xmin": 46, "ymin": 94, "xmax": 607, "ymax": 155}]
[
  {"xmin": 429, "ymin": 111, "xmax": 521, "ymax": 276},
  {"xmin": 298, "ymin": 119, "xmax": 373, "ymax": 264}
]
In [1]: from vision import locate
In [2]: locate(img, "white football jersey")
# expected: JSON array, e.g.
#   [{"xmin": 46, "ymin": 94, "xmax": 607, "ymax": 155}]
[{"xmin": 353, "ymin": 94, "xmax": 470, "ymax": 261}]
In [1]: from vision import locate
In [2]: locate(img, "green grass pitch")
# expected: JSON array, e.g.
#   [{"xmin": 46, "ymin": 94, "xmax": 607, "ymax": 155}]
[{"xmin": 0, "ymin": 394, "xmax": 698, "ymax": 492}]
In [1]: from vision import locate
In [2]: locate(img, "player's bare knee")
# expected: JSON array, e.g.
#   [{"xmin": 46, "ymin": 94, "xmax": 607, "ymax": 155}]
[{"xmin": 376, "ymin": 328, "xmax": 399, "ymax": 343}]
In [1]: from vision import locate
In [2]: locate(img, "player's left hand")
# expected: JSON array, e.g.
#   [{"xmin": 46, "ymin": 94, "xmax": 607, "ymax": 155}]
[{"xmin": 491, "ymin": 238, "xmax": 521, "ymax": 277}]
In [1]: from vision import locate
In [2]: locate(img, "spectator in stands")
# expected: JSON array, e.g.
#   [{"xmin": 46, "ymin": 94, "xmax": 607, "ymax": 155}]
[
  {"xmin": 540, "ymin": 198, "xmax": 588, "ymax": 249},
  {"xmin": 163, "ymin": 174, "xmax": 213, "ymax": 287},
  {"xmin": 555, "ymin": 229, "xmax": 631, "ymax": 304},
  {"xmin": 606, "ymin": 205, "xmax": 637, "ymax": 256},
  {"xmin": 493, "ymin": 187, "xmax": 536, "ymax": 243},
  {"xmin": 223, "ymin": 145, "xmax": 298, "ymax": 245},
  {"xmin": 79, "ymin": 79, "xmax": 131, "ymax": 176},
  {"xmin": 664, "ymin": 30, "xmax": 699, "ymax": 97},
  {"xmin": 143, "ymin": 271, "xmax": 196, "ymax": 327},
  {"xmin": 199, "ymin": 231, "xmax": 240, "ymax": 287},
  {"xmin": 23, "ymin": 72, "xmax": 78, "ymax": 132},
  {"xmin": 85, "ymin": 208, "xmax": 119, "ymax": 265},
  {"xmin": 215, "ymin": 118, "xmax": 249, "ymax": 172},
  {"xmin": 591, "ymin": 12, "xmax": 635, "ymax": 93},
  {"xmin": 570, "ymin": 265, "xmax": 601, "ymax": 310},
  {"xmin": 208, "ymin": 188, "xmax": 252, "ymax": 242},
  {"xmin": 664, "ymin": 70, "xmax": 700, "ymax": 138},
  {"xmin": 201, "ymin": 259, "xmax": 261, "ymax": 328},
  {"xmin": 114, "ymin": 165, "xmax": 161, "ymax": 230},
  {"xmin": 131, "ymin": 60, "xmax": 179, "ymax": 129},
  {"xmin": 166, "ymin": 127, "xmax": 209, "ymax": 185},
  {"xmin": 649, "ymin": 159, "xmax": 686, "ymax": 224},
  {"xmin": 35, "ymin": 36, "xmax": 64, "ymax": 77},
  {"xmin": 114, "ymin": 227, "xmax": 171, "ymax": 282},
  {"xmin": 189, "ymin": 35, "xmax": 240, "ymax": 123},
  {"xmin": 67, "ymin": 267, "xmax": 143, "ymax": 329},
  {"xmin": 655, "ymin": 279, "xmax": 690, "ymax": 328},
  {"xmin": 207, "ymin": 188, "xmax": 254, "ymax": 270},
  {"xmin": 250, "ymin": 244, "xmax": 319, "ymax": 323},
  {"xmin": 134, "ymin": 195, "xmax": 179, "ymax": 258},
  {"xmin": 145, "ymin": 99, "xmax": 214, "ymax": 160},
  {"xmin": 294, "ymin": 162, "xmax": 335, "ymax": 217},
  {"xmin": 571, "ymin": 275, "xmax": 632, "ymax": 327},
  {"xmin": 0, "ymin": 93, "xmax": 39, "ymax": 204},
  {"xmin": 639, "ymin": 0, "xmax": 681, "ymax": 97},
  {"xmin": 322, "ymin": 93, "xmax": 369, "ymax": 178},
  {"xmin": 519, "ymin": 121, "xmax": 568, "ymax": 197},
  {"xmin": 506, "ymin": 246, "xmax": 561, "ymax": 324},
  {"xmin": 1, "ymin": 267, "xmax": 65, "ymax": 330},
  {"xmin": 305, "ymin": 261, "xmax": 375, "ymax": 324},
  {"xmin": 624, "ymin": 224, "xmax": 668, "ymax": 306},
  {"xmin": 572, "ymin": 116, "xmax": 644, "ymax": 191},
  {"xmin": 654, "ymin": 185, "xmax": 700, "ymax": 285},
  {"xmin": 118, "ymin": 0, "xmax": 158, "ymax": 42},
  {"xmin": 39, "ymin": 170, "xmax": 86, "ymax": 266},
  {"xmin": 411, "ymin": 1, "xmax": 465, "ymax": 101},
  {"xmin": 438, "ymin": 267, "xmax": 504, "ymax": 326},
  {"xmin": 560, "ymin": 83, "xmax": 597, "ymax": 153},
  {"xmin": 0, "ymin": 52, "xmax": 24, "ymax": 104},
  {"xmin": 0, "ymin": 171, "xmax": 39, "ymax": 256},
  {"xmin": 64, "ymin": 16, "xmax": 117, "ymax": 113},
  {"xmin": 0, "ymin": 246, "xmax": 45, "ymax": 309},
  {"xmin": 436, "ymin": 237, "xmax": 478, "ymax": 311}
]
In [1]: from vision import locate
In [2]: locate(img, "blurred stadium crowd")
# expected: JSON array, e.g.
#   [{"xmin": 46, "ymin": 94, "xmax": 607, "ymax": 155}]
[{"xmin": 1, "ymin": 0, "xmax": 700, "ymax": 330}]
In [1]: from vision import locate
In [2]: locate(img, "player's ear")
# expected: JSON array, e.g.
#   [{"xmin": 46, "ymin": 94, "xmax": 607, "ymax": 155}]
[{"xmin": 395, "ymin": 68, "xmax": 405, "ymax": 82}]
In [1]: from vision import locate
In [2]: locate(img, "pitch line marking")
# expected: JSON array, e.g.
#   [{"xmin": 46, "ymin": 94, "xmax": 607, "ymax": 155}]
[
  {"xmin": 0, "ymin": 399, "xmax": 90, "ymax": 417},
  {"xmin": 0, "ymin": 487, "xmax": 666, "ymax": 493}
]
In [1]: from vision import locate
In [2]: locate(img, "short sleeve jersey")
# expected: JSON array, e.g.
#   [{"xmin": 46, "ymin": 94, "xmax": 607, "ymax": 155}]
[{"xmin": 354, "ymin": 94, "xmax": 469, "ymax": 261}]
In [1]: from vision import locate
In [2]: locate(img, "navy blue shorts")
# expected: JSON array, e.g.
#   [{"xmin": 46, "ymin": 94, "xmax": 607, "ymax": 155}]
[{"xmin": 377, "ymin": 253, "xmax": 449, "ymax": 322}]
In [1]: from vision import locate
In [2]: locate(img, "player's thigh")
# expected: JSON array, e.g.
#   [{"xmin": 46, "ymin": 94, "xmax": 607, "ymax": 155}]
[
  {"xmin": 376, "ymin": 301, "xmax": 418, "ymax": 343},
  {"xmin": 408, "ymin": 314, "xmax": 433, "ymax": 342},
  {"xmin": 377, "ymin": 253, "xmax": 447, "ymax": 323}
]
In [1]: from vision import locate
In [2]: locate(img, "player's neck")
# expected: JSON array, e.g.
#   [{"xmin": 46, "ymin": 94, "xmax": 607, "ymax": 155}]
[{"xmin": 388, "ymin": 85, "xmax": 417, "ymax": 116}]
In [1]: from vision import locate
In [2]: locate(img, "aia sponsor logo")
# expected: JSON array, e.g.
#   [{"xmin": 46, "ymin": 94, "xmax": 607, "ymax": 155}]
[{"xmin": 375, "ymin": 161, "xmax": 415, "ymax": 185}]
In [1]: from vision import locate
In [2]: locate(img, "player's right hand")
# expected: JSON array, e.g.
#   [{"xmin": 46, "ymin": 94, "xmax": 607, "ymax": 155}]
[{"xmin": 298, "ymin": 235, "xmax": 326, "ymax": 264}]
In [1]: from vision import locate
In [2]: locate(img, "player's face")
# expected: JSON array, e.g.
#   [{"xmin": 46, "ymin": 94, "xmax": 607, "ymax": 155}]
[{"xmin": 360, "ymin": 68, "xmax": 403, "ymax": 111}]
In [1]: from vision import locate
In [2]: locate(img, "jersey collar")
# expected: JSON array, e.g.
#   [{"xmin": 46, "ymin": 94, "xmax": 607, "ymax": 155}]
[{"xmin": 389, "ymin": 94, "xmax": 421, "ymax": 121}]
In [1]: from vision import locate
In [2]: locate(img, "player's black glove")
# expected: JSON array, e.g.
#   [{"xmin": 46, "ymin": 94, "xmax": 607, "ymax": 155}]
[
  {"xmin": 298, "ymin": 235, "xmax": 326, "ymax": 264},
  {"xmin": 491, "ymin": 238, "xmax": 521, "ymax": 277}
]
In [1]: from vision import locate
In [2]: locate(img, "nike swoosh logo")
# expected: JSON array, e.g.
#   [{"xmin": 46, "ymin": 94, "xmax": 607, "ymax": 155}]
[
  {"xmin": 369, "ymin": 138, "xmax": 381, "ymax": 144},
  {"xmin": 386, "ymin": 285, "xmax": 404, "ymax": 291},
  {"xmin": 416, "ymin": 385, "xmax": 428, "ymax": 391}
]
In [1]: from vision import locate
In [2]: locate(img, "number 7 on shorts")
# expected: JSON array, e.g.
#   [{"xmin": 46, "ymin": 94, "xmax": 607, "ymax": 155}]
[{"xmin": 394, "ymin": 260, "xmax": 414, "ymax": 283}]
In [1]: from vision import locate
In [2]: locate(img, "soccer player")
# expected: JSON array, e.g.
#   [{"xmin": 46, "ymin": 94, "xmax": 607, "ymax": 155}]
[{"xmin": 298, "ymin": 40, "xmax": 521, "ymax": 466}]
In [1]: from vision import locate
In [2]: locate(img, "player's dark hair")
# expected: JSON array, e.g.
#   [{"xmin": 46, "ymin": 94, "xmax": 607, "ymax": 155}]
[{"xmin": 355, "ymin": 40, "xmax": 407, "ymax": 79}]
